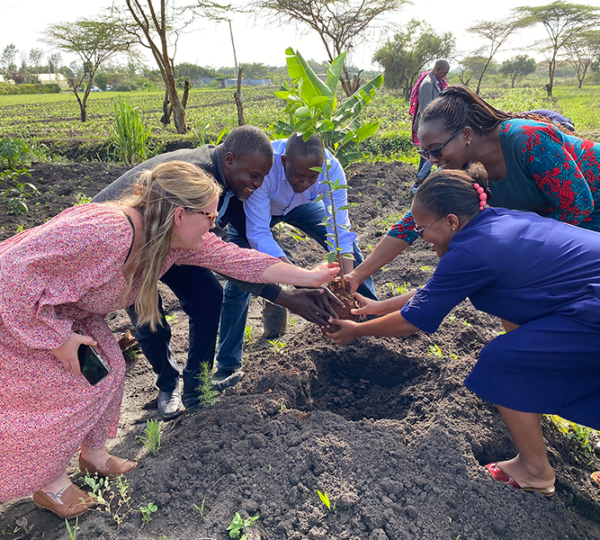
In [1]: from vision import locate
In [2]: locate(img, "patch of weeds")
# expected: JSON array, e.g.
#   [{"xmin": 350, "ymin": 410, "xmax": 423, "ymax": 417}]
[
  {"xmin": 82, "ymin": 474, "xmax": 134, "ymax": 528},
  {"xmin": 428, "ymin": 344, "xmax": 443, "ymax": 358},
  {"xmin": 196, "ymin": 362, "xmax": 219, "ymax": 407},
  {"xmin": 123, "ymin": 348, "xmax": 139, "ymax": 361},
  {"xmin": 227, "ymin": 512, "xmax": 259, "ymax": 539},
  {"xmin": 137, "ymin": 419, "xmax": 162, "ymax": 456},
  {"xmin": 140, "ymin": 502, "xmax": 157, "ymax": 528},
  {"xmin": 165, "ymin": 313, "xmax": 178, "ymax": 325},
  {"xmin": 243, "ymin": 325, "xmax": 253, "ymax": 346},
  {"xmin": 268, "ymin": 339, "xmax": 288, "ymax": 354},
  {"xmin": 73, "ymin": 193, "xmax": 91, "ymax": 205},
  {"xmin": 386, "ymin": 281, "xmax": 410, "ymax": 295},
  {"xmin": 272, "ymin": 221, "xmax": 305, "ymax": 243},
  {"xmin": 546, "ymin": 415, "xmax": 599, "ymax": 455}
]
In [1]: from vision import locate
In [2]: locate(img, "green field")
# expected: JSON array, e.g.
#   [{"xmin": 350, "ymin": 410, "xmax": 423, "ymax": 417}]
[{"xmin": 0, "ymin": 84, "xmax": 598, "ymax": 162}]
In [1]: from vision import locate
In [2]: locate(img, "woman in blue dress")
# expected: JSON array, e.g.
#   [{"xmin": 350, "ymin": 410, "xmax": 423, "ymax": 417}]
[
  {"xmin": 346, "ymin": 85, "xmax": 600, "ymax": 294},
  {"xmin": 327, "ymin": 163, "xmax": 600, "ymax": 497}
]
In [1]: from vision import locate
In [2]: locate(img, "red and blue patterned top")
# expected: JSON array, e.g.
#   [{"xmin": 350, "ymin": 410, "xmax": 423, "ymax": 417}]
[{"xmin": 388, "ymin": 119, "xmax": 600, "ymax": 243}]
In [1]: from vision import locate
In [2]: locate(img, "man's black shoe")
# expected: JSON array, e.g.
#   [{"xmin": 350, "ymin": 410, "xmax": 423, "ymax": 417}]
[
  {"xmin": 182, "ymin": 392, "xmax": 202, "ymax": 413},
  {"xmin": 211, "ymin": 369, "xmax": 244, "ymax": 392},
  {"xmin": 157, "ymin": 387, "xmax": 183, "ymax": 420}
]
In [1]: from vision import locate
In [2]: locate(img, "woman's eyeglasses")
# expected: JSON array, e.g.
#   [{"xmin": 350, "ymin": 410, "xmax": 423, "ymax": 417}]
[
  {"xmin": 187, "ymin": 209, "xmax": 219, "ymax": 225},
  {"xmin": 418, "ymin": 128, "xmax": 463, "ymax": 160},
  {"xmin": 415, "ymin": 216, "xmax": 443, "ymax": 238}
]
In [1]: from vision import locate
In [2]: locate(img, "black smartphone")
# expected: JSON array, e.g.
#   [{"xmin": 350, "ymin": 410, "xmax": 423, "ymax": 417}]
[{"xmin": 78, "ymin": 342, "xmax": 110, "ymax": 386}]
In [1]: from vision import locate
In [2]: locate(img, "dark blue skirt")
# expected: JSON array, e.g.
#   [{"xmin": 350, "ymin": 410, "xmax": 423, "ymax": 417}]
[{"xmin": 465, "ymin": 313, "xmax": 600, "ymax": 430}]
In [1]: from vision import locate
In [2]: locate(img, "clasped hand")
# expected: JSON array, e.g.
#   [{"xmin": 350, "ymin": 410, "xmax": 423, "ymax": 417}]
[
  {"xmin": 326, "ymin": 293, "xmax": 383, "ymax": 344},
  {"xmin": 51, "ymin": 332, "xmax": 97, "ymax": 375}
]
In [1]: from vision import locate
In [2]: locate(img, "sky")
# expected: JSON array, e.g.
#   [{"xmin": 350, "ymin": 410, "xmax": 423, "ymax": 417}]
[{"xmin": 0, "ymin": 0, "xmax": 584, "ymax": 72}]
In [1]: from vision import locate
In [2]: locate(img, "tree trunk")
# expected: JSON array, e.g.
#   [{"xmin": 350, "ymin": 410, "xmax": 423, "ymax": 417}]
[
  {"xmin": 182, "ymin": 80, "xmax": 190, "ymax": 109},
  {"xmin": 511, "ymin": 75, "xmax": 516, "ymax": 88},
  {"xmin": 233, "ymin": 68, "xmax": 244, "ymax": 126},
  {"xmin": 160, "ymin": 89, "xmax": 172, "ymax": 126}
]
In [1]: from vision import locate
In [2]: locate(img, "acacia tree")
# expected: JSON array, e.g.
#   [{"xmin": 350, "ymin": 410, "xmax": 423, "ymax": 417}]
[
  {"xmin": 111, "ymin": 0, "xmax": 231, "ymax": 134},
  {"xmin": 513, "ymin": 1, "xmax": 600, "ymax": 96},
  {"xmin": 564, "ymin": 30, "xmax": 600, "ymax": 88},
  {"xmin": 1, "ymin": 44, "xmax": 17, "ymax": 75},
  {"xmin": 254, "ymin": 0, "xmax": 407, "ymax": 96},
  {"xmin": 467, "ymin": 20, "xmax": 518, "ymax": 94},
  {"xmin": 500, "ymin": 55, "xmax": 537, "ymax": 87},
  {"xmin": 372, "ymin": 19, "xmax": 455, "ymax": 99},
  {"xmin": 44, "ymin": 19, "xmax": 135, "ymax": 121}
]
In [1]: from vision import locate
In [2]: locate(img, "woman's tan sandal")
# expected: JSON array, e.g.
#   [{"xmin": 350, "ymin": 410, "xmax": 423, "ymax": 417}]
[
  {"xmin": 79, "ymin": 455, "xmax": 137, "ymax": 478},
  {"xmin": 33, "ymin": 485, "xmax": 97, "ymax": 518}
]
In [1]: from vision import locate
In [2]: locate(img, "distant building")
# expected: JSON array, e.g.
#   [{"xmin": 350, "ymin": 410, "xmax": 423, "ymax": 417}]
[
  {"xmin": 38, "ymin": 73, "xmax": 69, "ymax": 90},
  {"xmin": 196, "ymin": 78, "xmax": 272, "ymax": 88}
]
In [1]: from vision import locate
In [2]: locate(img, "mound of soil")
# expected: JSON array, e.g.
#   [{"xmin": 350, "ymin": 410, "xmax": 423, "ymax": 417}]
[{"xmin": 0, "ymin": 161, "xmax": 599, "ymax": 540}]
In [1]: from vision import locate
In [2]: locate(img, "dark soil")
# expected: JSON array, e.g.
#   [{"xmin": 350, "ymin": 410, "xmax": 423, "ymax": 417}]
[{"xmin": 1, "ymin": 160, "xmax": 599, "ymax": 540}]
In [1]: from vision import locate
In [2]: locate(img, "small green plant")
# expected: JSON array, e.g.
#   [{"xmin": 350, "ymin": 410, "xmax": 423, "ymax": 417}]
[
  {"xmin": 420, "ymin": 265, "xmax": 431, "ymax": 271},
  {"xmin": 2, "ymin": 177, "xmax": 38, "ymax": 215},
  {"xmin": 73, "ymin": 192, "xmax": 91, "ymax": 205},
  {"xmin": 65, "ymin": 518, "xmax": 78, "ymax": 540},
  {"xmin": 194, "ymin": 497, "xmax": 206, "ymax": 518},
  {"xmin": 16, "ymin": 224, "xmax": 25, "ymax": 233},
  {"xmin": 546, "ymin": 415, "xmax": 599, "ymax": 455},
  {"xmin": 227, "ymin": 513, "xmax": 259, "ymax": 540},
  {"xmin": 137, "ymin": 419, "xmax": 162, "ymax": 456},
  {"xmin": 429, "ymin": 344, "xmax": 443, "ymax": 358},
  {"xmin": 463, "ymin": 320, "xmax": 471, "ymax": 327},
  {"xmin": 196, "ymin": 362, "xmax": 220, "ymax": 407},
  {"xmin": 243, "ymin": 325, "xmax": 253, "ymax": 346},
  {"xmin": 449, "ymin": 316, "xmax": 456, "ymax": 323},
  {"xmin": 191, "ymin": 122, "xmax": 211, "ymax": 146},
  {"xmin": 165, "ymin": 313, "xmax": 178, "ymax": 325},
  {"xmin": 268, "ymin": 339, "xmax": 288, "ymax": 354},
  {"xmin": 317, "ymin": 489, "xmax": 334, "ymax": 512},
  {"xmin": 289, "ymin": 317, "xmax": 297, "ymax": 326},
  {"xmin": 82, "ymin": 474, "xmax": 133, "ymax": 527},
  {"xmin": 110, "ymin": 98, "xmax": 152, "ymax": 166},
  {"xmin": 272, "ymin": 221, "xmax": 305, "ymax": 243},
  {"xmin": 386, "ymin": 281, "xmax": 410, "ymax": 295},
  {"xmin": 140, "ymin": 502, "xmax": 157, "ymax": 527},
  {"xmin": 448, "ymin": 348, "xmax": 458, "ymax": 360}
]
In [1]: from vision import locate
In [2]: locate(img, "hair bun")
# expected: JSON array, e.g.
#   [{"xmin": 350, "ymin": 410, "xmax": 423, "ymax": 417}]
[{"xmin": 465, "ymin": 162, "xmax": 488, "ymax": 184}]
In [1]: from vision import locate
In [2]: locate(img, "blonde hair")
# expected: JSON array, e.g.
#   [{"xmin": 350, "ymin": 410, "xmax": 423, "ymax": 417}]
[{"xmin": 120, "ymin": 161, "xmax": 222, "ymax": 330}]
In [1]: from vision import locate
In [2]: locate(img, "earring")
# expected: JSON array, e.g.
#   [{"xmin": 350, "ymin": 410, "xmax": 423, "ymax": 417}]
[{"xmin": 451, "ymin": 227, "xmax": 456, "ymax": 231}]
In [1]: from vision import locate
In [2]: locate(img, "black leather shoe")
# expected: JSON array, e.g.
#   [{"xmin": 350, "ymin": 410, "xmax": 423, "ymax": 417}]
[
  {"xmin": 157, "ymin": 387, "xmax": 183, "ymax": 420},
  {"xmin": 182, "ymin": 392, "xmax": 202, "ymax": 413},
  {"xmin": 211, "ymin": 369, "xmax": 244, "ymax": 391}
]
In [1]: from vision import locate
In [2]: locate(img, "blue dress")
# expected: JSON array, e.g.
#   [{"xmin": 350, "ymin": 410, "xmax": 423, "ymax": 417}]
[{"xmin": 401, "ymin": 207, "xmax": 600, "ymax": 429}]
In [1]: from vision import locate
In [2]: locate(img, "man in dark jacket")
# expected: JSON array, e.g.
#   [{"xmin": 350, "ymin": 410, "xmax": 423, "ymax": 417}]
[{"xmin": 93, "ymin": 126, "xmax": 339, "ymax": 418}]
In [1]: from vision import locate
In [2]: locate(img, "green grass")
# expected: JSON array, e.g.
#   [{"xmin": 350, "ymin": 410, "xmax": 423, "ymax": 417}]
[{"xmin": 0, "ymin": 84, "xmax": 598, "ymax": 162}]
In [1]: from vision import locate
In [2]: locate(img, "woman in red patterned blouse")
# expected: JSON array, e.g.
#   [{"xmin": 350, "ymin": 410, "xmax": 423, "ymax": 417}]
[{"xmin": 0, "ymin": 161, "xmax": 338, "ymax": 517}]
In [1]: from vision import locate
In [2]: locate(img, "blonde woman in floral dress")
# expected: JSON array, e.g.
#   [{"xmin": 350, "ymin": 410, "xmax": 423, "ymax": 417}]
[{"xmin": 0, "ymin": 161, "xmax": 338, "ymax": 518}]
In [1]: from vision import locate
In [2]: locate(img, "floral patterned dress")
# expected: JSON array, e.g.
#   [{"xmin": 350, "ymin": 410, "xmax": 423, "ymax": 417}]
[
  {"xmin": 388, "ymin": 119, "xmax": 600, "ymax": 243},
  {"xmin": 0, "ymin": 204, "xmax": 278, "ymax": 501}
]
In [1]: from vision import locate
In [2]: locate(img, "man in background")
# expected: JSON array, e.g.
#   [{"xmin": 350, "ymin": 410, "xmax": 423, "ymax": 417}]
[{"xmin": 410, "ymin": 59, "xmax": 450, "ymax": 191}]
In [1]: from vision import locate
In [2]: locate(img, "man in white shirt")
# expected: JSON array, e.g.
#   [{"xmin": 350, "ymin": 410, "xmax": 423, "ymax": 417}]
[{"xmin": 215, "ymin": 133, "xmax": 377, "ymax": 372}]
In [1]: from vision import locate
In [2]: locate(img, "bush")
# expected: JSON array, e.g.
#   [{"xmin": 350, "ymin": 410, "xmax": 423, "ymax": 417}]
[
  {"xmin": 113, "ymin": 81, "xmax": 138, "ymax": 92},
  {"xmin": 0, "ymin": 84, "xmax": 60, "ymax": 96},
  {"xmin": 360, "ymin": 131, "xmax": 413, "ymax": 158}
]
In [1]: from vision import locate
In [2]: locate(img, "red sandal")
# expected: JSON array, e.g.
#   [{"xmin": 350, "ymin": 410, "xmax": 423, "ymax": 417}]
[{"xmin": 485, "ymin": 463, "xmax": 555, "ymax": 497}]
